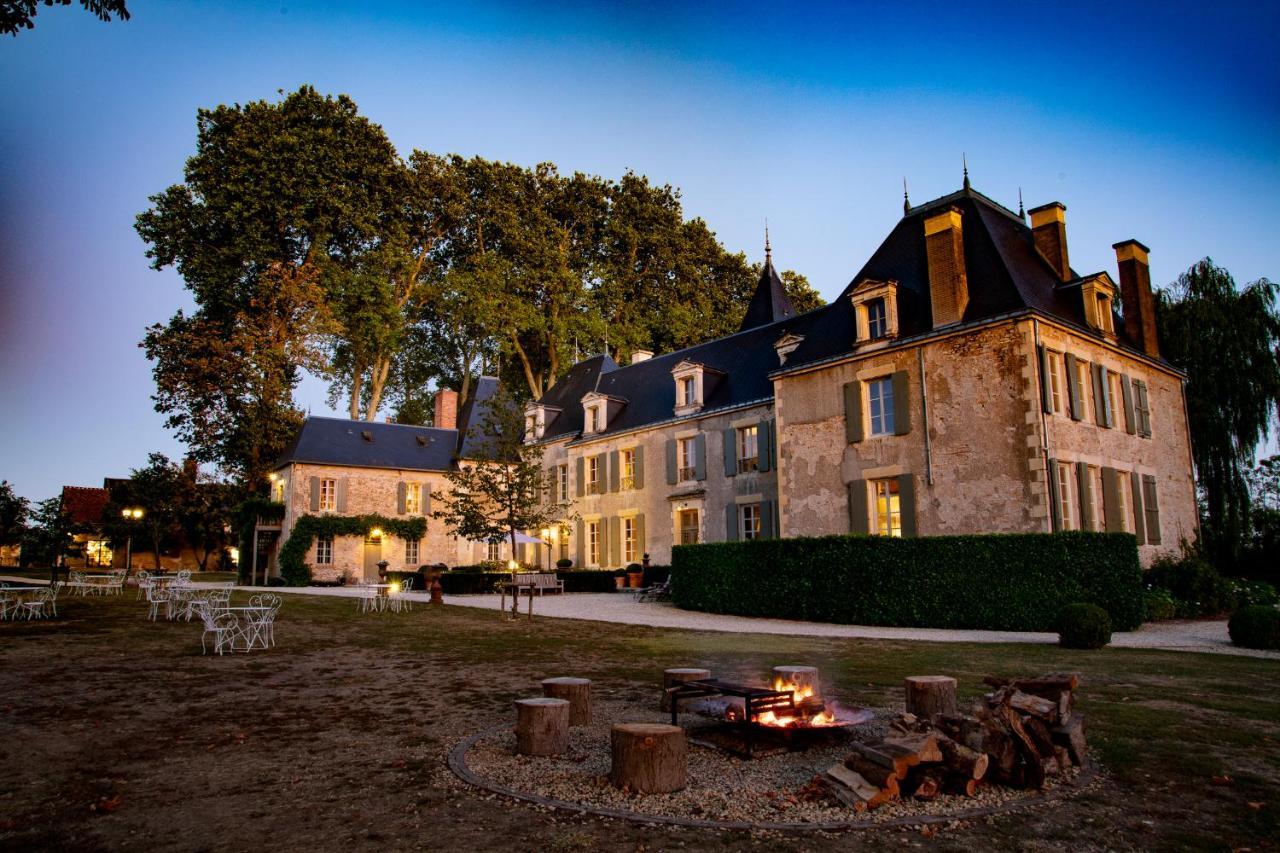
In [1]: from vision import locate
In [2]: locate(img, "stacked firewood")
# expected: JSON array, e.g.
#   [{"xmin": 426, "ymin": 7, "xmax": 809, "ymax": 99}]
[{"xmin": 817, "ymin": 672, "xmax": 1085, "ymax": 811}]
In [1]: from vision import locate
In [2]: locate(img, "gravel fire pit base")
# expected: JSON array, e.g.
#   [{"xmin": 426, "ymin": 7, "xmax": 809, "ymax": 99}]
[{"xmin": 447, "ymin": 700, "xmax": 1100, "ymax": 832}]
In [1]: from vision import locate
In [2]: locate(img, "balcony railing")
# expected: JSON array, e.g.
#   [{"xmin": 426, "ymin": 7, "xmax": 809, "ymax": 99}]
[
  {"xmin": 586, "ymin": 482, "xmax": 602, "ymax": 495},
  {"xmin": 619, "ymin": 476, "xmax": 635, "ymax": 491},
  {"xmin": 680, "ymin": 529, "xmax": 700, "ymax": 545},
  {"xmin": 678, "ymin": 466, "xmax": 697, "ymax": 481},
  {"xmin": 737, "ymin": 457, "xmax": 759, "ymax": 474}
]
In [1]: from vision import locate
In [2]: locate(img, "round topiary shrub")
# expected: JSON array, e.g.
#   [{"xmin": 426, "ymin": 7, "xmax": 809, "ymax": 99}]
[
  {"xmin": 556, "ymin": 558, "xmax": 573, "ymax": 570},
  {"xmin": 1057, "ymin": 603, "xmax": 1112, "ymax": 649},
  {"xmin": 1228, "ymin": 605, "xmax": 1280, "ymax": 650}
]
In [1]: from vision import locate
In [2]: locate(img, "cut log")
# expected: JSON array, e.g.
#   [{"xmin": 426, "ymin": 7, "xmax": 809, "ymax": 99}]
[
  {"xmin": 541, "ymin": 677, "xmax": 592, "ymax": 726},
  {"xmin": 848, "ymin": 741, "xmax": 920, "ymax": 778},
  {"xmin": 823, "ymin": 765, "xmax": 878, "ymax": 810},
  {"xmin": 772, "ymin": 665, "xmax": 820, "ymax": 699},
  {"xmin": 818, "ymin": 774, "xmax": 870, "ymax": 811},
  {"xmin": 1009, "ymin": 690, "xmax": 1059, "ymax": 723},
  {"xmin": 843, "ymin": 754, "xmax": 903, "ymax": 792},
  {"xmin": 660, "ymin": 668, "xmax": 711, "ymax": 712},
  {"xmin": 980, "ymin": 727, "xmax": 1019, "ymax": 785},
  {"xmin": 1023, "ymin": 716, "xmax": 1057, "ymax": 759},
  {"xmin": 1051, "ymin": 713, "xmax": 1088, "ymax": 766},
  {"xmin": 903, "ymin": 768, "xmax": 944, "ymax": 800},
  {"xmin": 994, "ymin": 705, "xmax": 1046, "ymax": 789},
  {"xmin": 882, "ymin": 733, "xmax": 943, "ymax": 764},
  {"xmin": 904, "ymin": 675, "xmax": 958, "ymax": 719},
  {"xmin": 514, "ymin": 697, "xmax": 569, "ymax": 757},
  {"xmin": 610, "ymin": 723, "xmax": 687, "ymax": 793},
  {"xmin": 944, "ymin": 776, "xmax": 981, "ymax": 797},
  {"xmin": 938, "ymin": 738, "xmax": 989, "ymax": 780}
]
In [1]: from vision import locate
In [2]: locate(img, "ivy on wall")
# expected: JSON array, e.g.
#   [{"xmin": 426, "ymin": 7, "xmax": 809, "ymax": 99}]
[
  {"xmin": 234, "ymin": 498, "xmax": 285, "ymax": 581},
  {"xmin": 278, "ymin": 513, "xmax": 428, "ymax": 586}
]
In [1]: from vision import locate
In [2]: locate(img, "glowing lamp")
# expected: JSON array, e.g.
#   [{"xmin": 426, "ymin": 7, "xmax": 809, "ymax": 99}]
[
  {"xmin": 369, "ymin": 527, "xmax": 383, "ymax": 539},
  {"xmin": 507, "ymin": 559, "xmax": 519, "ymax": 571}
]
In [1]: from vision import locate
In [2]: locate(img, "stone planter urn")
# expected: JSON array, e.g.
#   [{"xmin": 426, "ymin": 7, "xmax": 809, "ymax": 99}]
[{"xmin": 376, "ymin": 559, "xmax": 390, "ymax": 581}]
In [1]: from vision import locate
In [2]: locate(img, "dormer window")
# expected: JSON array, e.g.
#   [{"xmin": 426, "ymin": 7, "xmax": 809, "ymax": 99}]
[
  {"xmin": 524, "ymin": 403, "xmax": 561, "ymax": 442},
  {"xmin": 1095, "ymin": 294, "xmax": 1115, "ymax": 334},
  {"xmin": 679, "ymin": 377, "xmax": 695, "ymax": 407},
  {"xmin": 1077, "ymin": 273, "xmax": 1119, "ymax": 338},
  {"xmin": 773, "ymin": 332, "xmax": 805, "ymax": 365},
  {"xmin": 671, "ymin": 360, "xmax": 719, "ymax": 415},
  {"xmin": 580, "ymin": 392, "xmax": 624, "ymax": 436},
  {"xmin": 586, "ymin": 406, "xmax": 600, "ymax": 433},
  {"xmin": 850, "ymin": 279, "xmax": 899, "ymax": 347}
]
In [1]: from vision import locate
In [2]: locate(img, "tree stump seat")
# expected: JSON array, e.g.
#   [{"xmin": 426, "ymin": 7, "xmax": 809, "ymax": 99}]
[
  {"xmin": 514, "ymin": 697, "xmax": 569, "ymax": 756},
  {"xmin": 610, "ymin": 723, "xmax": 687, "ymax": 793}
]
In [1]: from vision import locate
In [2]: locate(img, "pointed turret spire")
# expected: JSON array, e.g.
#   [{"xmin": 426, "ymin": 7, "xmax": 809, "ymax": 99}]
[
  {"xmin": 1018, "ymin": 187, "xmax": 1026, "ymax": 221},
  {"xmin": 962, "ymin": 153, "xmax": 971, "ymax": 191},
  {"xmin": 738, "ymin": 234, "xmax": 796, "ymax": 332},
  {"xmin": 903, "ymin": 177, "xmax": 911, "ymax": 215}
]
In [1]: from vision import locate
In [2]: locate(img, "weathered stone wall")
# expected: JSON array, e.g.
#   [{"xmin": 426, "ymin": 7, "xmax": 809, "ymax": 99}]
[{"xmin": 538, "ymin": 402, "xmax": 778, "ymax": 567}]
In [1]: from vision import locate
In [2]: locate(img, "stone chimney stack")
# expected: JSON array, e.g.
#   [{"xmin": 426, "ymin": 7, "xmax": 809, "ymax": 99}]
[
  {"xmin": 433, "ymin": 389, "xmax": 458, "ymax": 430},
  {"xmin": 630, "ymin": 350, "xmax": 653, "ymax": 364},
  {"xmin": 1114, "ymin": 239, "xmax": 1160, "ymax": 358},
  {"xmin": 924, "ymin": 206, "xmax": 969, "ymax": 327},
  {"xmin": 1028, "ymin": 202, "xmax": 1070, "ymax": 281}
]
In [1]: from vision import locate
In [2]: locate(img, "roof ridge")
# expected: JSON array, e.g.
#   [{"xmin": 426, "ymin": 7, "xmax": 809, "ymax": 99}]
[
  {"xmin": 302, "ymin": 414, "xmax": 457, "ymax": 432},
  {"xmin": 906, "ymin": 186, "xmax": 1024, "ymax": 225}
]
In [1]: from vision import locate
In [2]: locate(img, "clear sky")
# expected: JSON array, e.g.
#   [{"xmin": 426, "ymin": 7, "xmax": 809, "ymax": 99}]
[{"xmin": 1, "ymin": 0, "xmax": 1276, "ymax": 502}]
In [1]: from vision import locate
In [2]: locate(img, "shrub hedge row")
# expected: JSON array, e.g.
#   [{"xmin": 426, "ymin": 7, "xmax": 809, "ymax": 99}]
[
  {"xmin": 671, "ymin": 531, "xmax": 1144, "ymax": 632},
  {"xmin": 435, "ymin": 569, "xmax": 625, "ymax": 595}
]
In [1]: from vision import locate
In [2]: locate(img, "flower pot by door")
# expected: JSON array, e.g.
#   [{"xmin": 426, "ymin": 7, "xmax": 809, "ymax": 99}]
[{"xmin": 614, "ymin": 576, "xmax": 625, "ymax": 590}]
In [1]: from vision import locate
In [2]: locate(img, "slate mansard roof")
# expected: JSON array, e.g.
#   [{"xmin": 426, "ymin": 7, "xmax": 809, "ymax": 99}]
[
  {"xmin": 276, "ymin": 375, "xmax": 508, "ymax": 472},
  {"xmin": 533, "ymin": 182, "xmax": 1164, "ymax": 446}
]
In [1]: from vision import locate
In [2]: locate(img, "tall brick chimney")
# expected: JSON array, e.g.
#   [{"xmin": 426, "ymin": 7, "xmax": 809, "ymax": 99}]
[
  {"xmin": 924, "ymin": 206, "xmax": 969, "ymax": 327},
  {"xmin": 1114, "ymin": 239, "xmax": 1159, "ymax": 358},
  {"xmin": 433, "ymin": 389, "xmax": 458, "ymax": 430},
  {"xmin": 1029, "ymin": 202, "xmax": 1070, "ymax": 281}
]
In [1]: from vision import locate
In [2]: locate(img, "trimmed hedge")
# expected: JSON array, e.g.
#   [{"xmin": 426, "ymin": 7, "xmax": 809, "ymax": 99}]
[
  {"xmin": 671, "ymin": 531, "xmax": 1144, "ymax": 632},
  {"xmin": 1228, "ymin": 606, "xmax": 1280, "ymax": 649},
  {"xmin": 436, "ymin": 569, "xmax": 622, "ymax": 594},
  {"xmin": 1056, "ymin": 603, "xmax": 1112, "ymax": 649}
]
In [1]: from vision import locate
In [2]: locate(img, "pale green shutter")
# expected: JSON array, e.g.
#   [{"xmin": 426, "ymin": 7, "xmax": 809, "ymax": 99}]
[
  {"xmin": 725, "ymin": 504, "xmax": 738, "ymax": 541},
  {"xmin": 309, "ymin": 477, "xmax": 320, "ymax": 512},
  {"xmin": 897, "ymin": 475, "xmax": 917, "ymax": 537},
  {"xmin": 576, "ymin": 457, "xmax": 585, "ymax": 496},
  {"xmin": 723, "ymin": 428, "xmax": 737, "ymax": 477},
  {"xmin": 848, "ymin": 480, "xmax": 869, "ymax": 534},
  {"xmin": 633, "ymin": 446, "xmax": 645, "ymax": 489},
  {"xmin": 843, "ymin": 380, "xmax": 864, "ymax": 443},
  {"xmin": 694, "ymin": 433, "xmax": 706, "ymax": 480},
  {"xmin": 1076, "ymin": 462, "xmax": 1094, "ymax": 531},
  {"xmin": 892, "ymin": 371, "xmax": 911, "ymax": 435},
  {"xmin": 575, "ymin": 519, "xmax": 585, "ymax": 567},
  {"xmin": 635, "ymin": 513, "xmax": 646, "ymax": 559},
  {"xmin": 1120, "ymin": 374, "xmax": 1136, "ymax": 434},
  {"xmin": 761, "ymin": 499, "xmax": 775, "ymax": 538},
  {"xmin": 1064, "ymin": 354, "xmax": 1083, "ymax": 421},
  {"xmin": 757, "ymin": 420, "xmax": 772, "ymax": 472},
  {"xmin": 1047, "ymin": 458, "xmax": 1062, "ymax": 532},
  {"xmin": 1037, "ymin": 345, "xmax": 1053, "ymax": 413},
  {"xmin": 1142, "ymin": 475, "xmax": 1161, "ymax": 544},
  {"xmin": 609, "ymin": 516, "xmax": 621, "ymax": 567},
  {"xmin": 1101, "ymin": 467, "xmax": 1123, "ymax": 532},
  {"xmin": 396, "ymin": 482, "xmax": 407, "ymax": 514},
  {"xmin": 608, "ymin": 450, "xmax": 620, "ymax": 492},
  {"xmin": 336, "ymin": 479, "xmax": 348, "ymax": 512},
  {"xmin": 665, "ymin": 439, "xmax": 677, "ymax": 484},
  {"xmin": 1129, "ymin": 471, "xmax": 1146, "ymax": 543},
  {"xmin": 1090, "ymin": 363, "xmax": 1107, "ymax": 426}
]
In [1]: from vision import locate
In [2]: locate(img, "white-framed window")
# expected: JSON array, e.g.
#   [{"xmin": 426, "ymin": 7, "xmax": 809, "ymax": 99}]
[
  {"xmin": 1046, "ymin": 351, "xmax": 1063, "ymax": 414},
  {"xmin": 586, "ymin": 406, "xmax": 599, "ymax": 433},
  {"xmin": 404, "ymin": 483, "xmax": 420, "ymax": 514},
  {"xmin": 737, "ymin": 425, "xmax": 759, "ymax": 473},
  {"xmin": 866, "ymin": 298, "xmax": 887, "ymax": 339},
  {"xmin": 405, "ymin": 538, "xmax": 420, "ymax": 564},
  {"xmin": 587, "ymin": 456, "xmax": 600, "ymax": 494},
  {"xmin": 1090, "ymin": 466, "xmax": 1105, "ymax": 530},
  {"xmin": 558, "ymin": 464, "xmax": 568, "ymax": 502},
  {"xmin": 319, "ymin": 478, "xmax": 336, "ymax": 512},
  {"xmin": 587, "ymin": 521, "xmax": 600, "ymax": 566},
  {"xmin": 273, "ymin": 478, "xmax": 285, "ymax": 502},
  {"xmin": 741, "ymin": 504, "xmax": 761, "ymax": 540},
  {"xmin": 678, "ymin": 437, "xmax": 696, "ymax": 481},
  {"xmin": 559, "ymin": 525, "xmax": 572, "ymax": 562},
  {"xmin": 678, "ymin": 509, "xmax": 699, "ymax": 545},
  {"xmin": 1096, "ymin": 294, "xmax": 1115, "ymax": 334},
  {"xmin": 872, "ymin": 479, "xmax": 902, "ymax": 537},
  {"xmin": 1056, "ymin": 462, "xmax": 1076, "ymax": 530},
  {"xmin": 868, "ymin": 377, "xmax": 895, "ymax": 436},
  {"xmin": 316, "ymin": 535, "xmax": 334, "ymax": 565},
  {"xmin": 1115, "ymin": 471, "xmax": 1131, "ymax": 533},
  {"xmin": 679, "ymin": 376, "xmax": 696, "ymax": 407},
  {"xmin": 623, "ymin": 517, "xmax": 637, "ymax": 563},
  {"xmin": 486, "ymin": 540, "xmax": 501, "ymax": 562},
  {"xmin": 525, "ymin": 414, "xmax": 537, "ymax": 439},
  {"xmin": 620, "ymin": 449, "xmax": 636, "ymax": 490}
]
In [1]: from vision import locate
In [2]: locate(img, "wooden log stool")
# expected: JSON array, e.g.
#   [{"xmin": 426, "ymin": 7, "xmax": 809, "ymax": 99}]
[
  {"xmin": 541, "ymin": 677, "xmax": 592, "ymax": 726},
  {"xmin": 610, "ymin": 723, "xmax": 687, "ymax": 793},
  {"xmin": 904, "ymin": 675, "xmax": 958, "ymax": 719},
  {"xmin": 660, "ymin": 667, "xmax": 711, "ymax": 712},
  {"xmin": 514, "ymin": 697, "xmax": 569, "ymax": 757},
  {"xmin": 772, "ymin": 665, "xmax": 820, "ymax": 696}
]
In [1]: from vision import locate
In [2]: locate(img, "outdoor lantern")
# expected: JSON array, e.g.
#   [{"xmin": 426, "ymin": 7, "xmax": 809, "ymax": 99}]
[
  {"xmin": 507, "ymin": 559, "xmax": 518, "ymax": 571},
  {"xmin": 369, "ymin": 527, "xmax": 383, "ymax": 539}
]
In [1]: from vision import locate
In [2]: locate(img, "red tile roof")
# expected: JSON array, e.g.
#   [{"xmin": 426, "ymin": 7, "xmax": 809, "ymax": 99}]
[{"xmin": 60, "ymin": 486, "xmax": 109, "ymax": 526}]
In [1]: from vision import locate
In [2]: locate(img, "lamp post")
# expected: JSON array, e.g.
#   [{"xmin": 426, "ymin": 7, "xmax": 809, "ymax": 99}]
[
  {"xmin": 541, "ymin": 527, "xmax": 552, "ymax": 573},
  {"xmin": 121, "ymin": 507, "xmax": 144, "ymax": 575}
]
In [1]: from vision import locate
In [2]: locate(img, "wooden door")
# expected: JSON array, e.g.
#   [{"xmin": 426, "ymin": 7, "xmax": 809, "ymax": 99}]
[{"xmin": 363, "ymin": 536, "xmax": 382, "ymax": 580}]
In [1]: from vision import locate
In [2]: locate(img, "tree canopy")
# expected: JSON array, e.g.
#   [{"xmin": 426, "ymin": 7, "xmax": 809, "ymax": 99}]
[
  {"xmin": 1, "ymin": 0, "xmax": 128, "ymax": 36},
  {"xmin": 1156, "ymin": 259, "xmax": 1280, "ymax": 568},
  {"xmin": 0, "ymin": 480, "xmax": 29, "ymax": 548}
]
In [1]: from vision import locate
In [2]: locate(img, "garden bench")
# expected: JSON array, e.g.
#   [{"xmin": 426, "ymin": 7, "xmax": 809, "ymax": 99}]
[{"xmin": 519, "ymin": 572, "xmax": 564, "ymax": 596}]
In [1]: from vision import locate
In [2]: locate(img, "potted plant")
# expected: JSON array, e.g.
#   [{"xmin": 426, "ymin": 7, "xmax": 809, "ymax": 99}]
[
  {"xmin": 613, "ymin": 568, "xmax": 627, "ymax": 590},
  {"xmin": 626, "ymin": 562, "xmax": 644, "ymax": 588},
  {"xmin": 556, "ymin": 557, "xmax": 573, "ymax": 570}
]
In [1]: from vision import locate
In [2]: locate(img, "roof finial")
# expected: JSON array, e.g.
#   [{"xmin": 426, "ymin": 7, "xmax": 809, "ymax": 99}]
[
  {"xmin": 1018, "ymin": 186, "xmax": 1026, "ymax": 220},
  {"xmin": 962, "ymin": 153, "xmax": 970, "ymax": 190},
  {"xmin": 603, "ymin": 323, "xmax": 609, "ymax": 359},
  {"xmin": 764, "ymin": 218, "xmax": 771, "ymax": 262},
  {"xmin": 573, "ymin": 336, "xmax": 580, "ymax": 363},
  {"xmin": 903, "ymin": 176, "xmax": 911, "ymax": 214}
]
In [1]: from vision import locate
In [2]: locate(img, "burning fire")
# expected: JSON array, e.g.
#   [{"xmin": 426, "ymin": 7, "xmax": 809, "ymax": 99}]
[{"xmin": 753, "ymin": 676, "xmax": 839, "ymax": 728}]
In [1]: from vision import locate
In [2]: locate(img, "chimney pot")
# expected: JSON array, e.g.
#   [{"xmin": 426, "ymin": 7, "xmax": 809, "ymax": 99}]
[
  {"xmin": 433, "ymin": 389, "xmax": 459, "ymax": 430},
  {"xmin": 1028, "ymin": 201, "xmax": 1071, "ymax": 281},
  {"xmin": 1113, "ymin": 239, "xmax": 1160, "ymax": 358}
]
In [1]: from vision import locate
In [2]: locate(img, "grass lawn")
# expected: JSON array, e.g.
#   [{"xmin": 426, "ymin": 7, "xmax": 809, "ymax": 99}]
[{"xmin": 1, "ymin": 593, "xmax": 1276, "ymax": 851}]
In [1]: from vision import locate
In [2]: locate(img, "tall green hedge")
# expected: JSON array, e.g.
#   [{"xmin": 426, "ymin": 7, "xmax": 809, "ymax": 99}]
[{"xmin": 671, "ymin": 531, "xmax": 1144, "ymax": 632}]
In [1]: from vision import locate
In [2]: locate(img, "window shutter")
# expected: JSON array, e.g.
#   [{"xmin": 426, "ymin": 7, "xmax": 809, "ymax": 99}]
[
  {"xmin": 1076, "ymin": 462, "xmax": 1094, "ymax": 531},
  {"xmin": 761, "ymin": 499, "xmax": 775, "ymax": 538},
  {"xmin": 422, "ymin": 487, "xmax": 431, "ymax": 518},
  {"xmin": 1120, "ymin": 374, "xmax": 1136, "ymax": 434},
  {"xmin": 725, "ymin": 504, "xmax": 738, "ymax": 541},
  {"xmin": 1037, "ymin": 345, "xmax": 1053, "ymax": 413},
  {"xmin": 892, "ymin": 370, "xmax": 911, "ymax": 435},
  {"xmin": 1091, "ymin": 364, "xmax": 1108, "ymax": 427},
  {"xmin": 1047, "ymin": 458, "xmax": 1062, "ymax": 532},
  {"xmin": 770, "ymin": 420, "xmax": 778, "ymax": 468},
  {"xmin": 610, "ymin": 516, "xmax": 621, "ymax": 567},
  {"xmin": 694, "ymin": 433, "xmax": 707, "ymax": 480},
  {"xmin": 897, "ymin": 474, "xmax": 917, "ymax": 537},
  {"xmin": 758, "ymin": 420, "xmax": 772, "ymax": 473},
  {"xmin": 1101, "ymin": 467, "xmax": 1122, "ymax": 532},
  {"xmin": 1136, "ymin": 381, "xmax": 1152, "ymax": 437},
  {"xmin": 608, "ymin": 450, "xmax": 620, "ymax": 492},
  {"xmin": 1064, "ymin": 353, "xmax": 1083, "ymax": 421},
  {"xmin": 843, "ymin": 380, "xmax": 864, "ymax": 443},
  {"xmin": 1142, "ymin": 475, "xmax": 1161, "ymax": 544},
  {"xmin": 1129, "ymin": 471, "xmax": 1146, "ymax": 544},
  {"xmin": 336, "ymin": 479, "xmax": 348, "ymax": 512},
  {"xmin": 847, "ymin": 480, "xmax": 869, "ymax": 534},
  {"xmin": 635, "ymin": 513, "xmax": 646, "ymax": 557},
  {"xmin": 396, "ymin": 482, "xmax": 407, "ymax": 515},
  {"xmin": 723, "ymin": 428, "xmax": 737, "ymax": 477},
  {"xmin": 309, "ymin": 477, "xmax": 320, "ymax": 512},
  {"xmin": 665, "ymin": 439, "xmax": 677, "ymax": 485},
  {"xmin": 575, "ymin": 519, "xmax": 584, "ymax": 568},
  {"xmin": 576, "ymin": 457, "xmax": 585, "ymax": 496},
  {"xmin": 633, "ymin": 446, "xmax": 645, "ymax": 489}
]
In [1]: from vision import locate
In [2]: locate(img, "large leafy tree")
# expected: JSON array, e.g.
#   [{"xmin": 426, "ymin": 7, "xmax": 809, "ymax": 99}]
[
  {"xmin": 21, "ymin": 497, "xmax": 75, "ymax": 576},
  {"xmin": 104, "ymin": 453, "xmax": 186, "ymax": 572},
  {"xmin": 0, "ymin": 481, "xmax": 30, "ymax": 552},
  {"xmin": 1, "ymin": 0, "xmax": 128, "ymax": 36},
  {"xmin": 1157, "ymin": 259, "xmax": 1280, "ymax": 567}
]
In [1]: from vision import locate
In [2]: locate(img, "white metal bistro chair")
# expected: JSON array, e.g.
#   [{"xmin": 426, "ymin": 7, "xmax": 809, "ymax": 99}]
[
  {"xmin": 356, "ymin": 583, "xmax": 381, "ymax": 614},
  {"xmin": 191, "ymin": 599, "xmax": 242, "ymax": 655},
  {"xmin": 17, "ymin": 587, "xmax": 54, "ymax": 621},
  {"xmin": 135, "ymin": 570, "xmax": 152, "ymax": 600},
  {"xmin": 145, "ymin": 584, "xmax": 173, "ymax": 621}
]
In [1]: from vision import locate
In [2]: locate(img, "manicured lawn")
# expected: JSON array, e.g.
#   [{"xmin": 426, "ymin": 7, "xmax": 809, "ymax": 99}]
[{"xmin": 1, "ymin": 593, "xmax": 1276, "ymax": 851}]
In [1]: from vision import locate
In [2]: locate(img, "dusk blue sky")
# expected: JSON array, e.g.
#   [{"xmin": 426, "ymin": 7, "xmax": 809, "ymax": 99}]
[{"xmin": 1, "ymin": 0, "xmax": 1277, "ymax": 502}]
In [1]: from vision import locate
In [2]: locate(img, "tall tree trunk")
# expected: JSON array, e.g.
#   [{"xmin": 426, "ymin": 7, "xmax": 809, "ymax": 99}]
[
  {"xmin": 511, "ymin": 331, "xmax": 543, "ymax": 398},
  {"xmin": 365, "ymin": 356, "xmax": 392, "ymax": 421},
  {"xmin": 348, "ymin": 368, "xmax": 364, "ymax": 420}
]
